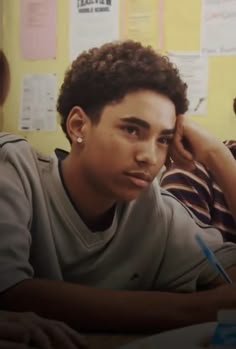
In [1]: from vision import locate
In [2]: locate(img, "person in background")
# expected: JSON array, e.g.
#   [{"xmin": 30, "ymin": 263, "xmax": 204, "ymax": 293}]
[
  {"xmin": 0, "ymin": 49, "xmax": 87, "ymax": 349},
  {"xmin": 0, "ymin": 41, "xmax": 236, "ymax": 334},
  {"xmin": 161, "ymin": 100, "xmax": 236, "ymax": 243},
  {"xmin": 0, "ymin": 50, "xmax": 10, "ymax": 107}
]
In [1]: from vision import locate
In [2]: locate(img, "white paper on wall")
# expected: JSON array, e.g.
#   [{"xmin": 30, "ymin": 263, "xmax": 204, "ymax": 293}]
[
  {"xmin": 20, "ymin": 74, "xmax": 57, "ymax": 132},
  {"xmin": 70, "ymin": 0, "xmax": 119, "ymax": 61},
  {"xmin": 169, "ymin": 52, "xmax": 209, "ymax": 116},
  {"xmin": 202, "ymin": 0, "xmax": 236, "ymax": 55}
]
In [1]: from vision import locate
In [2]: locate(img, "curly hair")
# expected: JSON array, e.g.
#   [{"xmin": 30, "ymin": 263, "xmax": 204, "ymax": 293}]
[{"xmin": 57, "ymin": 40, "xmax": 189, "ymax": 140}]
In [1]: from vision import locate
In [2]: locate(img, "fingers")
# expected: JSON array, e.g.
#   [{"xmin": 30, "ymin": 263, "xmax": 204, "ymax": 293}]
[
  {"xmin": 168, "ymin": 137, "xmax": 195, "ymax": 171},
  {"xmin": 0, "ymin": 314, "xmax": 51, "ymax": 349},
  {"xmin": 55, "ymin": 322, "xmax": 88, "ymax": 348},
  {"xmin": 24, "ymin": 325, "xmax": 51, "ymax": 349},
  {"xmin": 173, "ymin": 138, "xmax": 194, "ymax": 163},
  {"xmin": 167, "ymin": 115, "xmax": 196, "ymax": 170},
  {"xmin": 38, "ymin": 319, "xmax": 88, "ymax": 349},
  {"xmin": 56, "ymin": 322, "xmax": 88, "ymax": 348},
  {"xmin": 0, "ymin": 339, "xmax": 38, "ymax": 349},
  {"xmin": 169, "ymin": 147, "xmax": 196, "ymax": 171},
  {"xmin": 0, "ymin": 323, "xmax": 28, "ymax": 343},
  {"xmin": 174, "ymin": 116, "xmax": 194, "ymax": 161},
  {"xmin": 0, "ymin": 313, "xmax": 88, "ymax": 349},
  {"xmin": 164, "ymin": 155, "xmax": 173, "ymax": 170}
]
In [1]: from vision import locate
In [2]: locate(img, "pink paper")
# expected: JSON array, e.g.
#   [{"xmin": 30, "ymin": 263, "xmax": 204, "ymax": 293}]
[{"xmin": 20, "ymin": 0, "xmax": 57, "ymax": 60}]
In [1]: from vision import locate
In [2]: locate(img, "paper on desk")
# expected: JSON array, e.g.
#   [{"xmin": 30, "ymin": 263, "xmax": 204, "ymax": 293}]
[{"xmin": 19, "ymin": 74, "xmax": 57, "ymax": 132}]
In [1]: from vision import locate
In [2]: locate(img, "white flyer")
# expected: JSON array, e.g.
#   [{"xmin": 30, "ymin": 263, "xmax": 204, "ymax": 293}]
[
  {"xmin": 70, "ymin": 0, "xmax": 119, "ymax": 61},
  {"xmin": 20, "ymin": 74, "xmax": 57, "ymax": 132},
  {"xmin": 169, "ymin": 52, "xmax": 209, "ymax": 116},
  {"xmin": 202, "ymin": 0, "xmax": 236, "ymax": 55}
]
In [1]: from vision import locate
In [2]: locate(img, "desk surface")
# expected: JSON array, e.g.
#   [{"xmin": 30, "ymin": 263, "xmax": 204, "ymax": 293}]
[
  {"xmin": 86, "ymin": 322, "xmax": 217, "ymax": 349},
  {"xmin": 87, "ymin": 334, "xmax": 146, "ymax": 349}
]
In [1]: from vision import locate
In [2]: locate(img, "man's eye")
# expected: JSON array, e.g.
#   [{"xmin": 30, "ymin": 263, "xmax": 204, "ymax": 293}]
[
  {"xmin": 158, "ymin": 137, "xmax": 173, "ymax": 145},
  {"xmin": 123, "ymin": 126, "xmax": 139, "ymax": 136}
]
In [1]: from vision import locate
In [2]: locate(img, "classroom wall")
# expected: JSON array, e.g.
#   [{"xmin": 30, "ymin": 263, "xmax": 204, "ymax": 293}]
[
  {"xmin": 2, "ymin": 0, "xmax": 71, "ymax": 153},
  {"xmin": 2, "ymin": 0, "xmax": 236, "ymax": 154},
  {"xmin": 164, "ymin": 0, "xmax": 236, "ymax": 138}
]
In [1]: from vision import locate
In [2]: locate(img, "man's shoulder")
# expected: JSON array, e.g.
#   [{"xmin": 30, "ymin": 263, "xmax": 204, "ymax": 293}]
[
  {"xmin": 0, "ymin": 133, "xmax": 29, "ymax": 148},
  {"xmin": 0, "ymin": 133, "xmax": 34, "ymax": 162},
  {"xmin": 0, "ymin": 132, "xmax": 52, "ymax": 168}
]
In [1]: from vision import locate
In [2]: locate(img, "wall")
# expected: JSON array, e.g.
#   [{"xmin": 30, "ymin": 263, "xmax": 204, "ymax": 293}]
[
  {"xmin": 2, "ymin": 0, "xmax": 71, "ymax": 152},
  {"xmin": 164, "ymin": 0, "xmax": 236, "ymax": 140},
  {"xmin": 2, "ymin": 0, "xmax": 236, "ymax": 154}
]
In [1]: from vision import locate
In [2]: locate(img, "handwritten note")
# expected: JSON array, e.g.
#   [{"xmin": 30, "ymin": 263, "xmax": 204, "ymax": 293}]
[
  {"xmin": 202, "ymin": 0, "xmax": 236, "ymax": 55},
  {"xmin": 20, "ymin": 0, "xmax": 57, "ymax": 60},
  {"xmin": 20, "ymin": 74, "xmax": 57, "ymax": 131}
]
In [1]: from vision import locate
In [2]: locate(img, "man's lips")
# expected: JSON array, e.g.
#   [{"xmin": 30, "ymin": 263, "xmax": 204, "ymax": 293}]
[{"xmin": 124, "ymin": 171, "xmax": 152, "ymax": 188}]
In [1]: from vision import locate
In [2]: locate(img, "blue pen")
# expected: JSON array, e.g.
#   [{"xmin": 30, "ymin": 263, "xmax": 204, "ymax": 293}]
[{"xmin": 195, "ymin": 234, "xmax": 233, "ymax": 284}]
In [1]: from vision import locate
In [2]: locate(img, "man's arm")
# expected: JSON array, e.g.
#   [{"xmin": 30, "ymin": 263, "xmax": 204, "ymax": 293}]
[
  {"xmin": 203, "ymin": 145, "xmax": 236, "ymax": 225},
  {"xmin": 172, "ymin": 116, "xmax": 236, "ymax": 226},
  {"xmin": 210, "ymin": 265, "xmax": 236, "ymax": 287},
  {"xmin": 0, "ymin": 278, "xmax": 236, "ymax": 333}
]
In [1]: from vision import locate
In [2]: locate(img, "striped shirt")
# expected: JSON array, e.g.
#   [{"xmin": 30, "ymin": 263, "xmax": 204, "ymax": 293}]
[{"xmin": 161, "ymin": 140, "xmax": 236, "ymax": 243}]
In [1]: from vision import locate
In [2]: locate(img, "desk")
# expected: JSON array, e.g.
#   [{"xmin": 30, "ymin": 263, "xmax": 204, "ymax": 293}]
[
  {"xmin": 86, "ymin": 323, "xmax": 217, "ymax": 349},
  {"xmin": 86, "ymin": 334, "xmax": 147, "ymax": 349}
]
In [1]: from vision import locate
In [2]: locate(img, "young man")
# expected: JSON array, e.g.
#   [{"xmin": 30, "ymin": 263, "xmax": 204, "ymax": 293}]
[
  {"xmin": 0, "ymin": 41, "xmax": 236, "ymax": 334},
  {"xmin": 161, "ymin": 102, "xmax": 236, "ymax": 243}
]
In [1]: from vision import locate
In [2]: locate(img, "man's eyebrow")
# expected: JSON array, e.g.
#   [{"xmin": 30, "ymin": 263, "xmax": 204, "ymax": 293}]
[
  {"xmin": 121, "ymin": 116, "xmax": 176, "ymax": 135},
  {"xmin": 160, "ymin": 128, "xmax": 175, "ymax": 136},
  {"xmin": 120, "ymin": 116, "xmax": 150, "ymax": 129}
]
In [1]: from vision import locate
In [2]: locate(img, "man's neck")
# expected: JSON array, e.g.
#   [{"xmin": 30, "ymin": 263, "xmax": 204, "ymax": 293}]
[{"xmin": 60, "ymin": 155, "xmax": 116, "ymax": 231}]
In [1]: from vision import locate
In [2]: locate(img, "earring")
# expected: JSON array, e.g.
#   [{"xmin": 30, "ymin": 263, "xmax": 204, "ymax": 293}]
[{"xmin": 77, "ymin": 137, "xmax": 83, "ymax": 144}]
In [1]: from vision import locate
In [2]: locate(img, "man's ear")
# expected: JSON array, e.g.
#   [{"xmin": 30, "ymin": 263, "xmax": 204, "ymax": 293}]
[{"xmin": 66, "ymin": 106, "xmax": 90, "ymax": 144}]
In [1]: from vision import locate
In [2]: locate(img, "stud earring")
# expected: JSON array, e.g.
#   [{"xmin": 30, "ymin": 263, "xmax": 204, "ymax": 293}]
[{"xmin": 77, "ymin": 137, "xmax": 83, "ymax": 144}]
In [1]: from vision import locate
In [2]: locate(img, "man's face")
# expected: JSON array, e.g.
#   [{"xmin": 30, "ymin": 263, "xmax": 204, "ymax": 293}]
[{"xmin": 77, "ymin": 90, "xmax": 176, "ymax": 202}]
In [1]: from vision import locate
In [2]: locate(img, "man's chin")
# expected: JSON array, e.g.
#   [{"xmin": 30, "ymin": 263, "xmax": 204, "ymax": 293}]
[{"xmin": 115, "ymin": 188, "xmax": 145, "ymax": 202}]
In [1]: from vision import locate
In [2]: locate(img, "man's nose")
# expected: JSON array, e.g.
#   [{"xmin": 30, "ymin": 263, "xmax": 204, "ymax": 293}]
[{"xmin": 135, "ymin": 141, "xmax": 158, "ymax": 166}]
